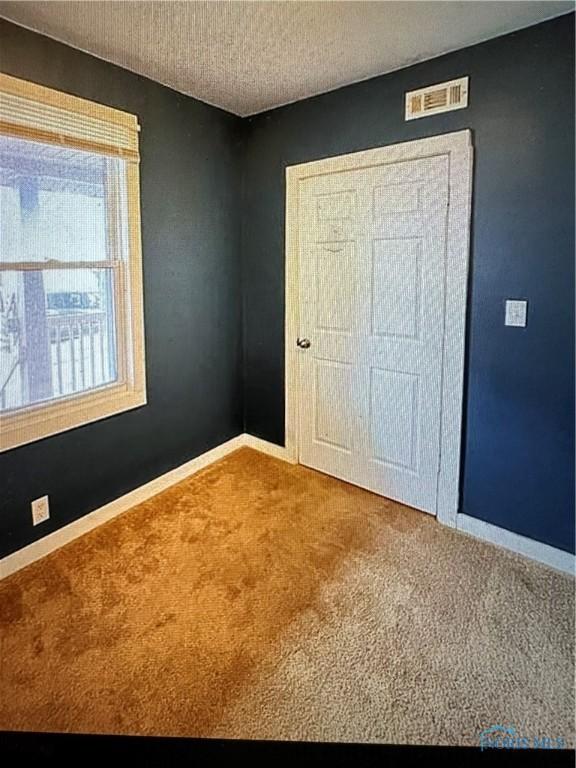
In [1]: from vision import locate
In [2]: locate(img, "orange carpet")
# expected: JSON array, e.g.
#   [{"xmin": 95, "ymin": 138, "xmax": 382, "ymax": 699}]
[{"xmin": 0, "ymin": 448, "xmax": 573, "ymax": 744}]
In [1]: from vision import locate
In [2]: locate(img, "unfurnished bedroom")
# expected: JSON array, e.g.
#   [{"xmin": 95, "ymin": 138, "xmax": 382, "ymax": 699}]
[{"xmin": 0, "ymin": 1, "xmax": 574, "ymax": 762}]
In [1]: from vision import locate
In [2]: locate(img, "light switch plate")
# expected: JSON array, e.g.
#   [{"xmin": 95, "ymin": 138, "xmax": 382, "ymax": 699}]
[{"xmin": 505, "ymin": 299, "xmax": 528, "ymax": 328}]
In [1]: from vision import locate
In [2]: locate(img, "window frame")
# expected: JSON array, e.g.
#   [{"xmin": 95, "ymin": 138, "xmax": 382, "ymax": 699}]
[{"xmin": 0, "ymin": 74, "xmax": 146, "ymax": 452}]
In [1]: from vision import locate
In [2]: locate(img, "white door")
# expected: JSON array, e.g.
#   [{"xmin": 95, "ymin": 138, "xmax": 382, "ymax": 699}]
[{"xmin": 297, "ymin": 155, "xmax": 450, "ymax": 514}]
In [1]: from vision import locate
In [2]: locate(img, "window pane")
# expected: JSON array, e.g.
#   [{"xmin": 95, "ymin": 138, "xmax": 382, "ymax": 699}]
[
  {"xmin": 0, "ymin": 268, "xmax": 118, "ymax": 412},
  {"xmin": 0, "ymin": 134, "xmax": 121, "ymax": 264}
]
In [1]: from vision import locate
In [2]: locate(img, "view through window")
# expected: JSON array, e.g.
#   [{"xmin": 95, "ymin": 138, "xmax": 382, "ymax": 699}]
[{"xmin": 0, "ymin": 135, "xmax": 125, "ymax": 412}]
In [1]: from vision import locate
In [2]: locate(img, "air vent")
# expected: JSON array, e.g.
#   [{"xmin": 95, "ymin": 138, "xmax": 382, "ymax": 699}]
[{"xmin": 405, "ymin": 77, "xmax": 469, "ymax": 120}]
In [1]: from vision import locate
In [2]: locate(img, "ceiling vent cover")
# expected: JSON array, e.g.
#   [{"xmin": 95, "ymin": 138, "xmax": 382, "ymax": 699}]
[{"xmin": 405, "ymin": 77, "xmax": 469, "ymax": 120}]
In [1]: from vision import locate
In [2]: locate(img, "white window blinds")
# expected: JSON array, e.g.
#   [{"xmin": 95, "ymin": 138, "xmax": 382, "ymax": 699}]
[{"xmin": 0, "ymin": 73, "xmax": 140, "ymax": 160}]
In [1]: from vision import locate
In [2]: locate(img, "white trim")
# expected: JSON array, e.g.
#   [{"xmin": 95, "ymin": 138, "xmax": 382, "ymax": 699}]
[
  {"xmin": 457, "ymin": 513, "xmax": 575, "ymax": 576},
  {"xmin": 0, "ymin": 435, "xmax": 243, "ymax": 580},
  {"xmin": 0, "ymin": 433, "xmax": 297, "ymax": 581},
  {"xmin": 242, "ymin": 434, "xmax": 297, "ymax": 463},
  {"xmin": 285, "ymin": 130, "xmax": 473, "ymax": 525},
  {"xmin": 2, "ymin": 432, "xmax": 571, "ymax": 581}
]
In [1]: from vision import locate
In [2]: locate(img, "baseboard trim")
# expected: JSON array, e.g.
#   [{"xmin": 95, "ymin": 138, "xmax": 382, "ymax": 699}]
[
  {"xmin": 1, "ymin": 434, "xmax": 254, "ymax": 580},
  {"xmin": 241, "ymin": 434, "xmax": 297, "ymax": 463},
  {"xmin": 0, "ymin": 434, "xmax": 297, "ymax": 580},
  {"xmin": 456, "ymin": 513, "xmax": 575, "ymax": 576},
  {"xmin": 3, "ymin": 437, "xmax": 571, "ymax": 581}
]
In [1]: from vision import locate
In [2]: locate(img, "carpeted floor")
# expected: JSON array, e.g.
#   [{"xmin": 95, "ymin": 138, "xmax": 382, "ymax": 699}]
[{"xmin": 0, "ymin": 447, "xmax": 574, "ymax": 745}]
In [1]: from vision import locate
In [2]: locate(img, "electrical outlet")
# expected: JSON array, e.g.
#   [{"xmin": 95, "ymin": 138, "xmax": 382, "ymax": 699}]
[{"xmin": 32, "ymin": 496, "xmax": 50, "ymax": 526}]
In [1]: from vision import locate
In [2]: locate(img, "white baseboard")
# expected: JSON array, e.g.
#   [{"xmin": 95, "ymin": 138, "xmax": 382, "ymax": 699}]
[
  {"xmin": 0, "ymin": 435, "xmax": 247, "ymax": 580},
  {"xmin": 456, "ymin": 513, "xmax": 575, "ymax": 576},
  {"xmin": 1, "ymin": 433, "xmax": 294, "ymax": 581},
  {"xmin": 3, "ymin": 436, "xmax": 571, "ymax": 581},
  {"xmin": 241, "ymin": 433, "xmax": 297, "ymax": 463}
]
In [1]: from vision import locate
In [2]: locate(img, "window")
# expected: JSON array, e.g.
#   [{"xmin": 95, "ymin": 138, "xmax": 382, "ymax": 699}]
[{"xmin": 0, "ymin": 74, "xmax": 146, "ymax": 452}]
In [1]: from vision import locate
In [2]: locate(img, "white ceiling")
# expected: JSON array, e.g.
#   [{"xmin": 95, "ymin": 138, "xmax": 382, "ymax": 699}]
[{"xmin": 0, "ymin": 1, "xmax": 573, "ymax": 116}]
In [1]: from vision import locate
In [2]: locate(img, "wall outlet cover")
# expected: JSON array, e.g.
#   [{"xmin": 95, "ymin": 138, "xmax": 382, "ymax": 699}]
[{"xmin": 32, "ymin": 495, "xmax": 50, "ymax": 526}]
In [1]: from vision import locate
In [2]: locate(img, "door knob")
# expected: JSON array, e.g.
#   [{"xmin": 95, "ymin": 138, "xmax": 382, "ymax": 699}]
[{"xmin": 297, "ymin": 337, "xmax": 311, "ymax": 349}]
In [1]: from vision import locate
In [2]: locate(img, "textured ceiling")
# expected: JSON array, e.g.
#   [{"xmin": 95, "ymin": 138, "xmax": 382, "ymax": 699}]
[{"xmin": 0, "ymin": 1, "xmax": 573, "ymax": 116}]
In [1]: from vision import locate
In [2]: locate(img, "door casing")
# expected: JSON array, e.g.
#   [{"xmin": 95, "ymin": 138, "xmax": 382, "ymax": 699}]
[{"xmin": 284, "ymin": 130, "xmax": 474, "ymax": 527}]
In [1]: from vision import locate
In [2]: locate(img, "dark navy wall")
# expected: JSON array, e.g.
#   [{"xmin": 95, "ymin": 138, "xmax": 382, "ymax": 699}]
[
  {"xmin": 241, "ymin": 14, "xmax": 575, "ymax": 552},
  {"xmin": 1, "ymin": 14, "xmax": 574, "ymax": 560},
  {"xmin": 0, "ymin": 20, "xmax": 244, "ymax": 558}
]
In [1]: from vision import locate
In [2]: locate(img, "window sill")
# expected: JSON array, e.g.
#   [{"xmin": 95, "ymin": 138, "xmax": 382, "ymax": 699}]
[{"xmin": 0, "ymin": 384, "xmax": 147, "ymax": 452}]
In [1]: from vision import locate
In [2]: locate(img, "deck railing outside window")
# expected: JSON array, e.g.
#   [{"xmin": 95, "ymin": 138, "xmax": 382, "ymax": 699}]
[{"xmin": 0, "ymin": 72, "xmax": 145, "ymax": 453}]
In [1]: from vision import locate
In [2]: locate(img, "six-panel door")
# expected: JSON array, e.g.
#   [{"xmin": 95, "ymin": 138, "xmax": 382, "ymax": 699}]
[{"xmin": 297, "ymin": 155, "xmax": 450, "ymax": 514}]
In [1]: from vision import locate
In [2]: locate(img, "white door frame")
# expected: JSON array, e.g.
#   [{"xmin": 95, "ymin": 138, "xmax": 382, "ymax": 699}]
[{"xmin": 284, "ymin": 130, "xmax": 474, "ymax": 527}]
